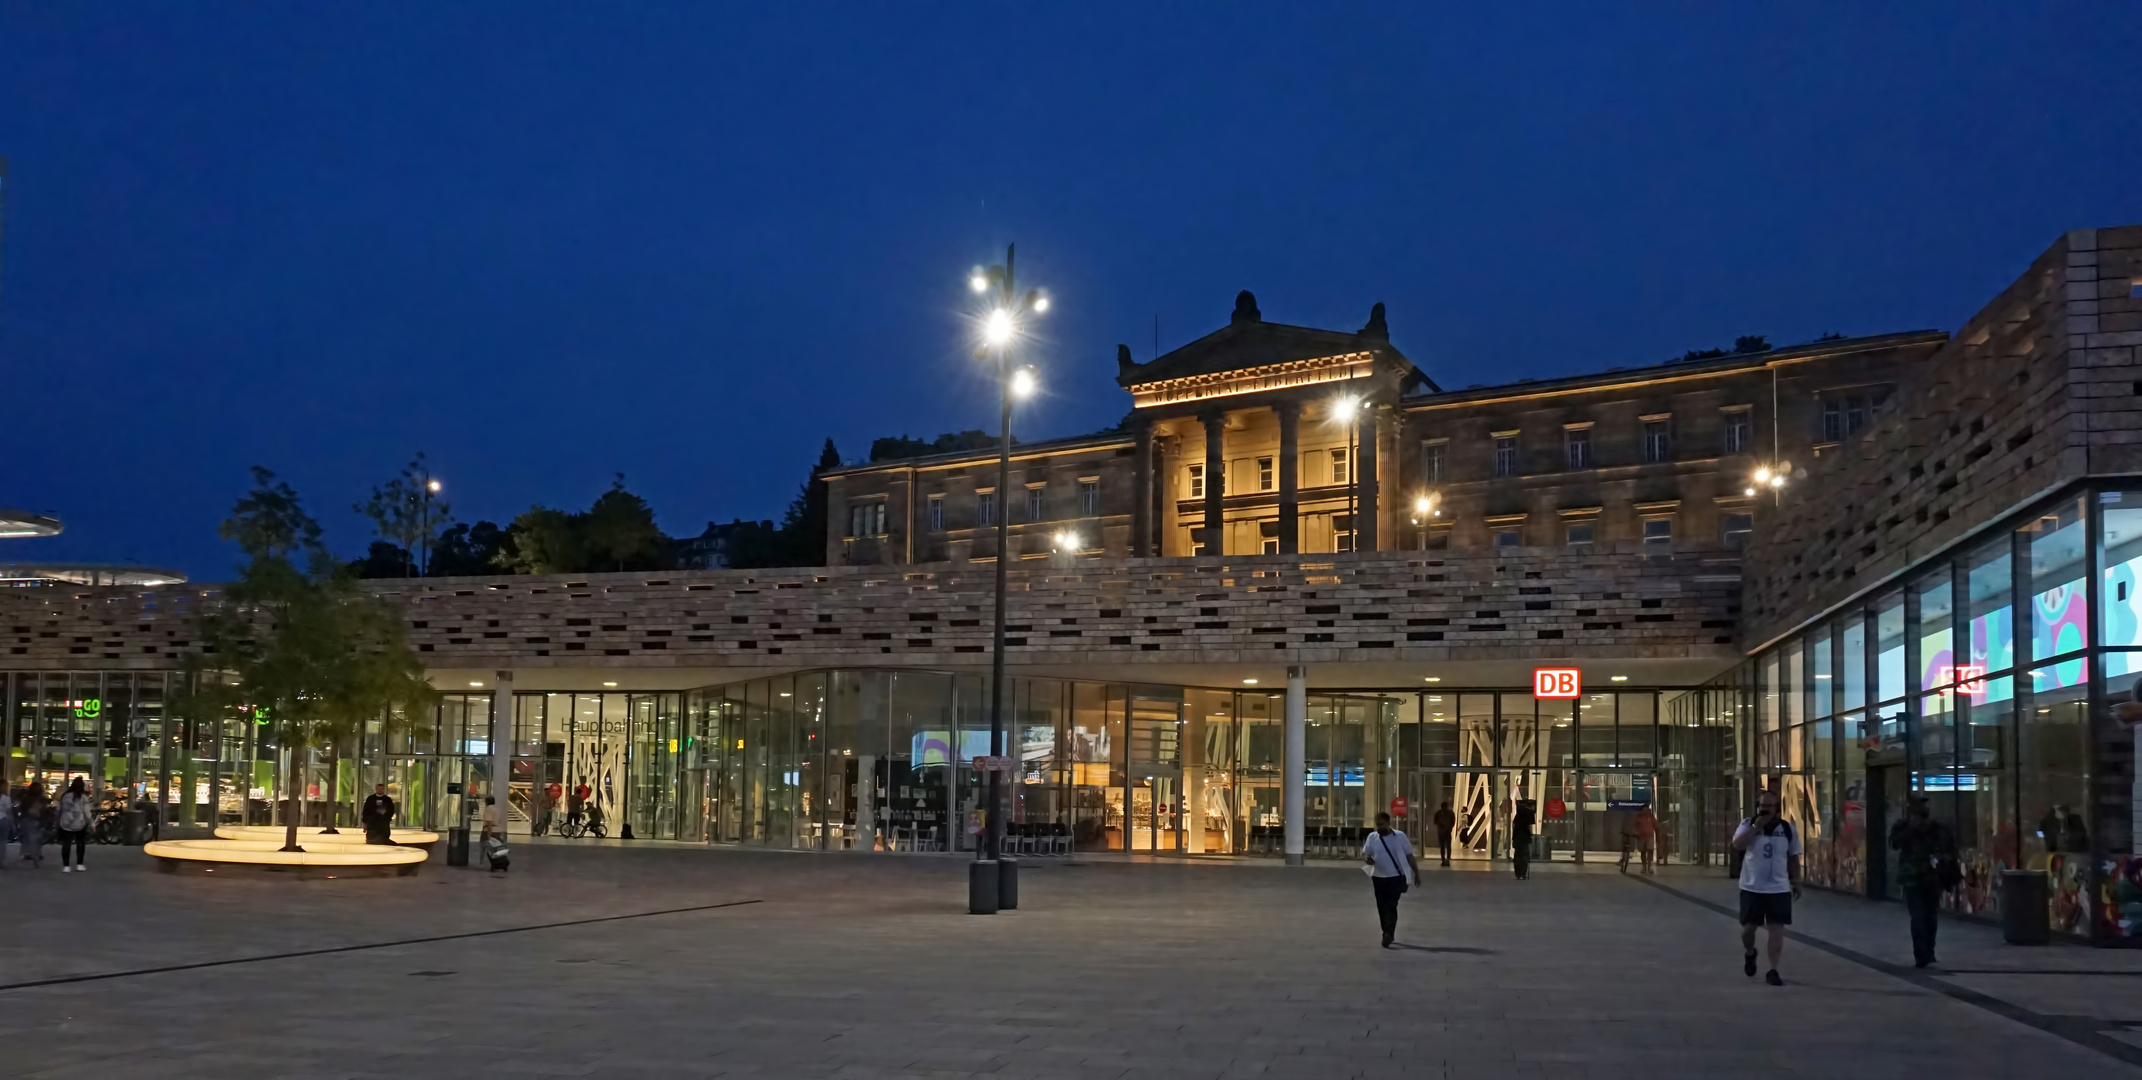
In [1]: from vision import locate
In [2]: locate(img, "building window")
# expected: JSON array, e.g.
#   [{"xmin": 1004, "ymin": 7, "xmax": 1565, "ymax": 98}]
[
  {"xmin": 1186, "ymin": 464, "xmax": 1205, "ymax": 499},
  {"xmin": 1723, "ymin": 409, "xmax": 1751, "ymax": 454},
  {"xmin": 1423, "ymin": 441, "xmax": 1447, "ymax": 483},
  {"xmin": 1331, "ymin": 448, "xmax": 1350, "ymax": 486},
  {"xmin": 1493, "ymin": 436, "xmax": 1518, "ymax": 477},
  {"xmin": 848, "ymin": 501, "xmax": 887, "ymax": 538},
  {"xmin": 1723, "ymin": 512, "xmax": 1753, "ymax": 548},
  {"xmin": 1642, "ymin": 419, "xmax": 1672, "ymax": 463},
  {"xmin": 1259, "ymin": 520, "xmax": 1279, "ymax": 555},
  {"xmin": 1822, "ymin": 394, "xmax": 1874, "ymax": 442},
  {"xmin": 978, "ymin": 491, "xmax": 997, "ymax": 527},
  {"xmin": 1257, "ymin": 457, "xmax": 1275, "ymax": 492},
  {"xmin": 1333, "ymin": 513, "xmax": 1355, "ymax": 552},
  {"xmin": 1564, "ymin": 427, "xmax": 1592, "ymax": 470},
  {"xmin": 926, "ymin": 495, "xmax": 945, "ymax": 533},
  {"xmin": 1566, "ymin": 523, "xmax": 1594, "ymax": 546},
  {"xmin": 1642, "ymin": 517, "xmax": 1673, "ymax": 551},
  {"xmin": 1426, "ymin": 527, "xmax": 1450, "ymax": 551},
  {"xmin": 1027, "ymin": 485, "xmax": 1046, "ymax": 522},
  {"xmin": 1079, "ymin": 479, "xmax": 1099, "ymax": 517},
  {"xmin": 1493, "ymin": 528, "xmax": 1521, "ymax": 549}
]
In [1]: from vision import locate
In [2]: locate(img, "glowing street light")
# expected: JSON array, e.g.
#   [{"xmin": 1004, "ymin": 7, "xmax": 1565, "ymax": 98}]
[
  {"xmin": 1055, "ymin": 529, "xmax": 1080, "ymax": 553},
  {"xmin": 965, "ymin": 243, "xmax": 1051, "ymax": 910}
]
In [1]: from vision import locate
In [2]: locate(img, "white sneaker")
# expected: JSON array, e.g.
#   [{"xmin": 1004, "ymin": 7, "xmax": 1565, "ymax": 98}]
[
  {"xmin": 74, "ymin": 865, "xmax": 85, "ymax": 872},
  {"xmin": 61, "ymin": 865, "xmax": 71, "ymax": 873}
]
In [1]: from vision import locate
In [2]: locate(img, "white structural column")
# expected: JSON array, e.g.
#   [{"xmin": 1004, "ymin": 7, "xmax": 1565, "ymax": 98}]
[
  {"xmin": 1284, "ymin": 664, "xmax": 1307, "ymax": 866},
  {"xmin": 856, "ymin": 755, "xmax": 877, "ymax": 850},
  {"xmin": 490, "ymin": 670, "xmax": 514, "ymax": 836}
]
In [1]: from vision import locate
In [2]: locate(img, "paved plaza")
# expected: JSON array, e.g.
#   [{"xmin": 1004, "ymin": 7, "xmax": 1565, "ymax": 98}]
[{"xmin": 1, "ymin": 843, "xmax": 2140, "ymax": 1078}]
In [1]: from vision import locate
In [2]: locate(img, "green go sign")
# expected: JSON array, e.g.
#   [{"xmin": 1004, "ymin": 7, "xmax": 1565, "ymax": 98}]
[{"xmin": 72, "ymin": 698, "xmax": 101, "ymax": 719}]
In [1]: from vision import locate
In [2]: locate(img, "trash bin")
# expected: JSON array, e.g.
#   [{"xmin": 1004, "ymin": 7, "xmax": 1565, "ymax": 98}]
[
  {"xmin": 968, "ymin": 859, "xmax": 1000, "ymax": 914},
  {"xmin": 446, "ymin": 826, "xmax": 471, "ymax": 867},
  {"xmin": 2000, "ymin": 869, "xmax": 2050, "ymax": 945},
  {"xmin": 998, "ymin": 857, "xmax": 1019, "ymax": 910},
  {"xmin": 124, "ymin": 808, "xmax": 147, "ymax": 846}
]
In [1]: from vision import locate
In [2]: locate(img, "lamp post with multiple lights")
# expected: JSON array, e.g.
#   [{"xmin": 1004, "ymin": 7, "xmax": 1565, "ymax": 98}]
[{"xmin": 968, "ymin": 245, "xmax": 1048, "ymax": 912}]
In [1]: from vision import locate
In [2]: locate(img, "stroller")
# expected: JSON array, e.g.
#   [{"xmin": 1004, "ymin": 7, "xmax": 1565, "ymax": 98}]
[{"xmin": 482, "ymin": 832, "xmax": 510, "ymax": 873}]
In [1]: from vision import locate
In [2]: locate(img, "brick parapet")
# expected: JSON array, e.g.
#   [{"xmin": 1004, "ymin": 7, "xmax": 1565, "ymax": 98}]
[{"xmin": 0, "ymin": 546, "xmax": 1741, "ymax": 674}]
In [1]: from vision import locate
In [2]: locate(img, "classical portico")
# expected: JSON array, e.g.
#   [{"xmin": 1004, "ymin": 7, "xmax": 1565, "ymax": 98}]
[{"xmin": 1117, "ymin": 292, "xmax": 1429, "ymax": 558}]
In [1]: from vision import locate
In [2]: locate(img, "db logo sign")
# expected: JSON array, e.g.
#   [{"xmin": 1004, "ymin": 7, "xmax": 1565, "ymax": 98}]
[{"xmin": 1533, "ymin": 668, "xmax": 1581, "ymax": 699}]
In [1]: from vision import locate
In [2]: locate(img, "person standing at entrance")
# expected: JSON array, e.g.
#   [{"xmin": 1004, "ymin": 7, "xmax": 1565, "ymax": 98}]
[
  {"xmin": 361, "ymin": 784, "xmax": 397, "ymax": 845},
  {"xmin": 1511, "ymin": 799, "xmax": 1536, "ymax": 879},
  {"xmin": 14, "ymin": 783, "xmax": 46, "ymax": 869},
  {"xmin": 1432, "ymin": 801, "xmax": 1456, "ymax": 867},
  {"xmin": 1733, "ymin": 789, "xmax": 1801, "ymax": 986},
  {"xmin": 1890, "ymin": 796, "xmax": 1958, "ymax": 968},
  {"xmin": 55, "ymin": 777, "xmax": 92, "ymax": 873},
  {"xmin": 1362, "ymin": 811, "xmax": 1421, "ymax": 948}
]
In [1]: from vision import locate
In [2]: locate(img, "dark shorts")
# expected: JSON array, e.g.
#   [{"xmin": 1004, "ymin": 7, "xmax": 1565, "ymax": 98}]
[{"xmin": 1739, "ymin": 889, "xmax": 1793, "ymax": 926}]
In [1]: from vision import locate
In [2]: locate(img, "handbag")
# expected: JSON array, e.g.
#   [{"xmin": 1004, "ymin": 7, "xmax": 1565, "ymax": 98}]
[{"xmin": 1373, "ymin": 831, "xmax": 1409, "ymax": 894}]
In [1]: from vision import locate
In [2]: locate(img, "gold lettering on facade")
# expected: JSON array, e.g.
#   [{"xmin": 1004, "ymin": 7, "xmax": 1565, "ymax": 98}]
[{"xmin": 1128, "ymin": 352, "xmax": 1376, "ymax": 408}]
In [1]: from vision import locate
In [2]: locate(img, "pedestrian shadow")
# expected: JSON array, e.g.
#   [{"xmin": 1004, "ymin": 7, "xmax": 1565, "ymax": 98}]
[{"xmin": 1390, "ymin": 944, "xmax": 1494, "ymax": 955}]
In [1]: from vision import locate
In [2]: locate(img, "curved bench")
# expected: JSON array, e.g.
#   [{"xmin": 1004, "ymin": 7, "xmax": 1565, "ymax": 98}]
[
  {"xmin": 214, "ymin": 825, "xmax": 442, "ymax": 851},
  {"xmin": 146, "ymin": 838, "xmax": 428, "ymax": 877}
]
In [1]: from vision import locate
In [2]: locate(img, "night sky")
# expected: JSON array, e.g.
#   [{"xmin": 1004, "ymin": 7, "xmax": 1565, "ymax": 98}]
[{"xmin": 3, "ymin": 5, "xmax": 2137, "ymax": 580}]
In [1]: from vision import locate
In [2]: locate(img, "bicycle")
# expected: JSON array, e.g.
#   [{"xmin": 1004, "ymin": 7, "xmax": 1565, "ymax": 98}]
[{"xmin": 554, "ymin": 816, "xmax": 607, "ymax": 839}]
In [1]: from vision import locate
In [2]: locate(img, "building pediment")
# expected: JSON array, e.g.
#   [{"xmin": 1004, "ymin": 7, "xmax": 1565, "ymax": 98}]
[{"xmin": 1115, "ymin": 292, "xmax": 1427, "ymax": 409}]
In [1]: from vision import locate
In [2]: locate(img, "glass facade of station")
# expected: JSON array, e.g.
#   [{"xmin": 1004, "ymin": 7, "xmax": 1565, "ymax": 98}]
[
  {"xmin": 1732, "ymin": 484, "xmax": 2142, "ymax": 942},
  {"xmin": 2, "ymin": 669, "xmax": 1736, "ymax": 866}
]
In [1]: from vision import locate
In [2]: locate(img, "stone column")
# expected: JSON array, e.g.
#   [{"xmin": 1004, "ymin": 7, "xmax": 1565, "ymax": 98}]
[
  {"xmin": 1284, "ymin": 665, "xmax": 1307, "ymax": 866},
  {"xmin": 1201, "ymin": 411, "xmax": 1227, "ymax": 556},
  {"xmin": 855, "ymin": 754, "xmax": 877, "ymax": 850},
  {"xmin": 490, "ymin": 670, "xmax": 514, "ymax": 838},
  {"xmin": 1132, "ymin": 420, "xmax": 1155, "ymax": 558},
  {"xmin": 1183, "ymin": 702, "xmax": 1205, "ymax": 854},
  {"xmin": 1357, "ymin": 404, "xmax": 1380, "ymax": 552},
  {"xmin": 1276, "ymin": 400, "xmax": 1301, "ymax": 555}
]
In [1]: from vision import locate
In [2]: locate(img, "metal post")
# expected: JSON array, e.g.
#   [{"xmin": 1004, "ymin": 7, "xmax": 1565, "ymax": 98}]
[
  {"xmin": 986, "ymin": 246, "xmax": 1015, "ymax": 869},
  {"xmin": 1285, "ymin": 665, "xmax": 1307, "ymax": 865}
]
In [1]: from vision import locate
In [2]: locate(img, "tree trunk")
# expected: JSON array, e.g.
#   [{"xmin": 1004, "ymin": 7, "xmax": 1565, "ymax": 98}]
[{"xmin": 281, "ymin": 741, "xmax": 305, "ymax": 852}]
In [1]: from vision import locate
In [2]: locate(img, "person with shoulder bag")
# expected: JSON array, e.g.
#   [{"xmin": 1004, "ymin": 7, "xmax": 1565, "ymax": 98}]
[
  {"xmin": 1889, "ymin": 795, "xmax": 1959, "ymax": 968},
  {"xmin": 1361, "ymin": 812, "xmax": 1421, "ymax": 949},
  {"xmin": 56, "ymin": 777, "xmax": 94, "ymax": 873}
]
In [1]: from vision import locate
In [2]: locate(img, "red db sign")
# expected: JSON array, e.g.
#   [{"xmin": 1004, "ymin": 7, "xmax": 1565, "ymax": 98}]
[
  {"xmin": 1389, "ymin": 796, "xmax": 1409, "ymax": 818},
  {"xmin": 1533, "ymin": 668, "xmax": 1581, "ymax": 699}
]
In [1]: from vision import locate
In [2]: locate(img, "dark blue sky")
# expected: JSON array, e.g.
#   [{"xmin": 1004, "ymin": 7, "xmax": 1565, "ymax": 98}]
[{"xmin": 3, "ymin": 5, "xmax": 2138, "ymax": 580}]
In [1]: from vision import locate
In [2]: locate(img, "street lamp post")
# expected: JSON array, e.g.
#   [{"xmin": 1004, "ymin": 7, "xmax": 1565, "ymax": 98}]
[
  {"xmin": 419, "ymin": 474, "xmax": 442, "ymax": 576},
  {"xmin": 968, "ymin": 245, "xmax": 1047, "ymax": 914}
]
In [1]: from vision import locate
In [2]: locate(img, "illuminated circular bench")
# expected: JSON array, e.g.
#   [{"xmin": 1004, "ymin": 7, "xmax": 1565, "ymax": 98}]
[
  {"xmin": 214, "ymin": 825, "xmax": 442, "ymax": 851},
  {"xmin": 146, "ymin": 838, "xmax": 428, "ymax": 877}
]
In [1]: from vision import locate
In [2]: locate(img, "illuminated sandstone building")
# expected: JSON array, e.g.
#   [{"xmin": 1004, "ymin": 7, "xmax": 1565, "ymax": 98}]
[{"xmin": 5, "ymin": 226, "xmax": 2142, "ymax": 943}]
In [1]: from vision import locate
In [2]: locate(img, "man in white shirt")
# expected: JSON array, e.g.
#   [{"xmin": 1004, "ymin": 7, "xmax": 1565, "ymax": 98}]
[
  {"xmin": 1362, "ymin": 812, "xmax": 1421, "ymax": 948},
  {"xmin": 1731, "ymin": 789, "xmax": 1801, "ymax": 986}
]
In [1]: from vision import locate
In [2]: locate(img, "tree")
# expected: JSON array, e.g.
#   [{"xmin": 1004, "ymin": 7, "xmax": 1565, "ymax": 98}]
[
  {"xmin": 583, "ymin": 476, "xmax": 669, "ymax": 571},
  {"xmin": 429, "ymin": 521, "xmax": 511, "ymax": 577},
  {"xmin": 495, "ymin": 477, "xmax": 673, "ymax": 574},
  {"xmin": 202, "ymin": 467, "xmax": 437, "ymax": 852},
  {"xmin": 355, "ymin": 453, "xmax": 453, "ymax": 577},
  {"xmin": 347, "ymin": 540, "xmax": 413, "ymax": 579}
]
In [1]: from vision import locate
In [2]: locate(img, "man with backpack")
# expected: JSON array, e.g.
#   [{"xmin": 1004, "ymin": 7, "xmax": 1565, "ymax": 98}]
[
  {"xmin": 1732, "ymin": 789, "xmax": 1800, "ymax": 986},
  {"xmin": 1890, "ymin": 795, "xmax": 1959, "ymax": 968},
  {"xmin": 1361, "ymin": 811, "xmax": 1421, "ymax": 948}
]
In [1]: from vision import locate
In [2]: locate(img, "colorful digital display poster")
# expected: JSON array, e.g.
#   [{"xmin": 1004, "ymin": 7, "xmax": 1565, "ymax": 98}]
[
  {"xmin": 910, "ymin": 730, "xmax": 996, "ymax": 767},
  {"xmin": 2032, "ymin": 579, "xmax": 2089, "ymax": 690},
  {"xmin": 2104, "ymin": 553, "xmax": 2142, "ymax": 649}
]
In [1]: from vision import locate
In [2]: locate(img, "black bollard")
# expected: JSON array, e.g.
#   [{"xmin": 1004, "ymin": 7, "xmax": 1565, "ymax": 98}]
[
  {"xmin": 998, "ymin": 857, "xmax": 1019, "ymax": 910},
  {"xmin": 969, "ymin": 859, "xmax": 1000, "ymax": 914}
]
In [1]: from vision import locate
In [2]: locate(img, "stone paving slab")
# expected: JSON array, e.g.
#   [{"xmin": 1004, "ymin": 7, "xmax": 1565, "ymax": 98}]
[{"xmin": 0, "ymin": 844, "xmax": 2131, "ymax": 1077}]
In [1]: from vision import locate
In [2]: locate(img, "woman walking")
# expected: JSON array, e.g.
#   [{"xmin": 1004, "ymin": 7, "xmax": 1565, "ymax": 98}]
[
  {"xmin": 56, "ymin": 777, "xmax": 93, "ymax": 873},
  {"xmin": 16, "ymin": 782, "xmax": 48, "ymax": 869}
]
